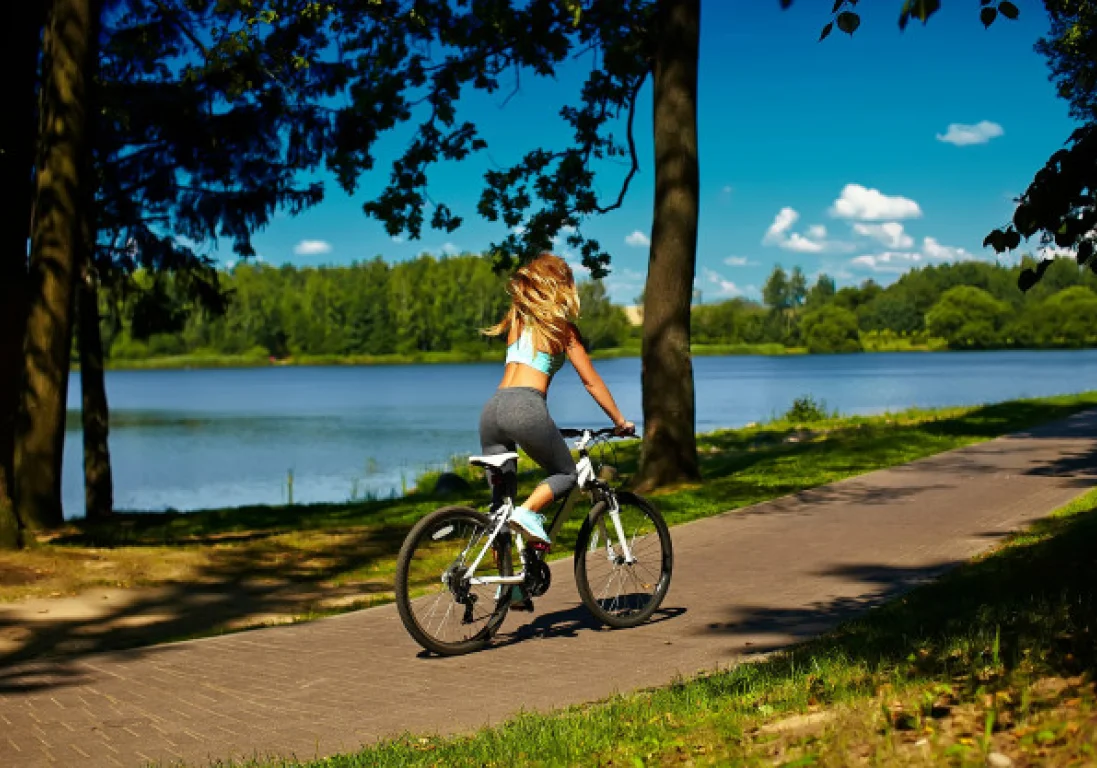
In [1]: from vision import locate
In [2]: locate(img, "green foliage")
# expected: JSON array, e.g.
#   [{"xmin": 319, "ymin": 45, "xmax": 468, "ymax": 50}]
[
  {"xmin": 925, "ymin": 286, "xmax": 1011, "ymax": 350},
  {"xmin": 981, "ymin": 3, "xmax": 1096, "ymax": 290},
  {"xmin": 1009, "ymin": 285, "xmax": 1097, "ymax": 348},
  {"xmin": 576, "ymin": 280, "xmax": 631, "ymax": 350},
  {"xmin": 102, "ymin": 254, "xmax": 636, "ymax": 360},
  {"xmin": 783, "ymin": 395, "xmax": 830, "ymax": 423},
  {"xmin": 801, "ymin": 304, "xmax": 862, "ymax": 354}
]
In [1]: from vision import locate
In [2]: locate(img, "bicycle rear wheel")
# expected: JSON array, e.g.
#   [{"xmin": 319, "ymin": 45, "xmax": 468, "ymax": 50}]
[
  {"xmin": 574, "ymin": 491, "xmax": 673, "ymax": 628},
  {"xmin": 395, "ymin": 506, "xmax": 512, "ymax": 655}
]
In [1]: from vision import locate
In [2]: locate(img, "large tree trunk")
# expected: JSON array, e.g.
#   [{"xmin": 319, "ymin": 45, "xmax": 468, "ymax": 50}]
[
  {"xmin": 0, "ymin": 3, "xmax": 50, "ymax": 548},
  {"xmin": 15, "ymin": 0, "xmax": 97, "ymax": 530},
  {"xmin": 634, "ymin": 0, "xmax": 702, "ymax": 492},
  {"xmin": 78, "ymin": 262, "xmax": 113, "ymax": 520}
]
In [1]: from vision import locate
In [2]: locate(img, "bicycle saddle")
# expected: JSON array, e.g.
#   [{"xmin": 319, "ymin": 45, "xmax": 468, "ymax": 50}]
[{"xmin": 468, "ymin": 452, "xmax": 519, "ymax": 470}]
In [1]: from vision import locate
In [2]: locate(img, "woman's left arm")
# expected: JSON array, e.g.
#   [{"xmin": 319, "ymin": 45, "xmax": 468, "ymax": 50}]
[{"xmin": 565, "ymin": 325, "xmax": 634, "ymax": 434}]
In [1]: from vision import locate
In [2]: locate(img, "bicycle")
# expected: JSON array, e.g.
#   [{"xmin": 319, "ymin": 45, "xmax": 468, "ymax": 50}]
[{"xmin": 394, "ymin": 427, "xmax": 674, "ymax": 656}]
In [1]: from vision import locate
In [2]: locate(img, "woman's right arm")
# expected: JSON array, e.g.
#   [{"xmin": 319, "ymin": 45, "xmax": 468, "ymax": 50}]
[{"xmin": 565, "ymin": 325, "xmax": 634, "ymax": 435}]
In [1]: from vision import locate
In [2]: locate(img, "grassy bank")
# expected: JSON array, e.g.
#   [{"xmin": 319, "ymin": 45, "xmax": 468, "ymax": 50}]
[
  {"xmin": 259, "ymin": 484, "xmax": 1097, "ymax": 767},
  {"xmin": 98, "ymin": 341, "xmax": 879, "ymax": 370},
  {"xmin": 2, "ymin": 392, "xmax": 1096, "ymax": 665}
]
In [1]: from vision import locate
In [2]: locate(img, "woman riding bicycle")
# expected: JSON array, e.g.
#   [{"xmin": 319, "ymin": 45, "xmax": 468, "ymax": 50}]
[{"xmin": 480, "ymin": 253, "xmax": 635, "ymax": 547}]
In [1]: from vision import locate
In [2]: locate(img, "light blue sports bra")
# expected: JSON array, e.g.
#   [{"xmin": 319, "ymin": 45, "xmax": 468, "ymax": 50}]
[{"xmin": 506, "ymin": 328, "xmax": 566, "ymax": 377}]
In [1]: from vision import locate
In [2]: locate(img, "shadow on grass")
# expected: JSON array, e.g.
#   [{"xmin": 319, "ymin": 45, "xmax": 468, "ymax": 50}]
[{"xmin": 0, "ymin": 522, "xmax": 415, "ymax": 686}]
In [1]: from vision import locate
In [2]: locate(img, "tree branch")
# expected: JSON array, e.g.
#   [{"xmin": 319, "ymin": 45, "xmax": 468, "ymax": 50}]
[{"xmin": 595, "ymin": 70, "xmax": 647, "ymax": 215}]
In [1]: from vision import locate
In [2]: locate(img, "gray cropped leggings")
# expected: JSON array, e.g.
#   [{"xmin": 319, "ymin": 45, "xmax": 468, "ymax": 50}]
[{"xmin": 479, "ymin": 387, "xmax": 578, "ymax": 501}]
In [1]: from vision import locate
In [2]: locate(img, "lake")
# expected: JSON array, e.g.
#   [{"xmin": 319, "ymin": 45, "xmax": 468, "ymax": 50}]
[{"xmin": 62, "ymin": 349, "xmax": 1097, "ymax": 517}]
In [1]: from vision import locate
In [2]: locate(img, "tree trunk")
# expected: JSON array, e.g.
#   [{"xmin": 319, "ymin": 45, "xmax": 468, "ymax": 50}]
[
  {"xmin": 0, "ymin": 2, "xmax": 50, "ymax": 548},
  {"xmin": 15, "ymin": 0, "xmax": 97, "ymax": 530},
  {"xmin": 634, "ymin": 0, "xmax": 702, "ymax": 492},
  {"xmin": 78, "ymin": 262, "xmax": 113, "ymax": 521}
]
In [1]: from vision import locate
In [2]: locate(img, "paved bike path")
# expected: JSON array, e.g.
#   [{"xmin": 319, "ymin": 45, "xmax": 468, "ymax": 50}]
[{"xmin": 3, "ymin": 411, "xmax": 1097, "ymax": 767}]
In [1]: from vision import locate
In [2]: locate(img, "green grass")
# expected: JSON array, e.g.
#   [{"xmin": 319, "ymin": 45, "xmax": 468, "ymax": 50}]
[{"xmin": 231, "ymin": 463, "xmax": 1097, "ymax": 768}]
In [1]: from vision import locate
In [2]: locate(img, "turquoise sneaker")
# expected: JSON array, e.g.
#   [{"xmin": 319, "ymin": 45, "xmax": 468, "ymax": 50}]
[{"xmin": 509, "ymin": 506, "xmax": 551, "ymax": 544}]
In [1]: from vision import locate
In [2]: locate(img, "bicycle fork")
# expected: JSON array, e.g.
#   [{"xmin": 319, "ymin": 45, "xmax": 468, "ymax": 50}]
[{"xmin": 602, "ymin": 496, "xmax": 636, "ymax": 565}]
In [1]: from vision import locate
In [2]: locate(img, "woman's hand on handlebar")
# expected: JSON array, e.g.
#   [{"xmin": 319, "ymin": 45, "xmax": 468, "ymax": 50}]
[{"xmin": 614, "ymin": 420, "xmax": 636, "ymax": 437}]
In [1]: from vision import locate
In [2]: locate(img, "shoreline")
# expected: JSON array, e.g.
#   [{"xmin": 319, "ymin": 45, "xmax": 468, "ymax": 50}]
[{"xmin": 90, "ymin": 341, "xmax": 971, "ymax": 371}]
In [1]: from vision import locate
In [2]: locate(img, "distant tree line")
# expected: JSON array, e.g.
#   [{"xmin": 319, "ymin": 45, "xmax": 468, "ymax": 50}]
[
  {"xmin": 104, "ymin": 254, "xmax": 633, "ymax": 360},
  {"xmin": 693, "ymin": 256, "xmax": 1097, "ymax": 353},
  {"xmin": 103, "ymin": 253, "xmax": 1097, "ymax": 363}
]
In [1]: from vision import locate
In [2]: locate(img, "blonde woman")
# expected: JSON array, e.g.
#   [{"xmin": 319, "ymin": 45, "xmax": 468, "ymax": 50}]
[{"xmin": 480, "ymin": 253, "xmax": 635, "ymax": 549}]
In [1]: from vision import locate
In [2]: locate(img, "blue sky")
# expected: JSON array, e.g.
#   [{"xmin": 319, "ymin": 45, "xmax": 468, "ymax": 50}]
[{"xmin": 244, "ymin": 1, "xmax": 1078, "ymax": 305}]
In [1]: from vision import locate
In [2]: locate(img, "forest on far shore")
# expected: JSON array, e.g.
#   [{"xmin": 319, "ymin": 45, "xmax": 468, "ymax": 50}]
[{"xmin": 99, "ymin": 253, "xmax": 1097, "ymax": 362}]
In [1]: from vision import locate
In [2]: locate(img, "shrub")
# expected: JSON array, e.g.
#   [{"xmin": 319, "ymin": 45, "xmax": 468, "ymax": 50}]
[{"xmin": 784, "ymin": 395, "xmax": 830, "ymax": 423}]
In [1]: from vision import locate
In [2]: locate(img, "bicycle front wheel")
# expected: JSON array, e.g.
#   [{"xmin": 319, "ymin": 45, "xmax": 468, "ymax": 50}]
[
  {"xmin": 395, "ymin": 506, "xmax": 512, "ymax": 656},
  {"xmin": 575, "ymin": 491, "xmax": 673, "ymax": 628}
]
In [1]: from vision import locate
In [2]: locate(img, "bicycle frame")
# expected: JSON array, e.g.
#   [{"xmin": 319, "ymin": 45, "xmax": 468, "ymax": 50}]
[{"xmin": 461, "ymin": 429, "xmax": 637, "ymax": 588}]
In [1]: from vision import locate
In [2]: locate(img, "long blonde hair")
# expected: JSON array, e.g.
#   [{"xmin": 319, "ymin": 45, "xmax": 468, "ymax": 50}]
[{"xmin": 483, "ymin": 253, "xmax": 580, "ymax": 354}]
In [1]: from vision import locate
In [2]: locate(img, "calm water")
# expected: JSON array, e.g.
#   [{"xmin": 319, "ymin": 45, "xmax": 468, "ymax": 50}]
[{"xmin": 62, "ymin": 350, "xmax": 1097, "ymax": 517}]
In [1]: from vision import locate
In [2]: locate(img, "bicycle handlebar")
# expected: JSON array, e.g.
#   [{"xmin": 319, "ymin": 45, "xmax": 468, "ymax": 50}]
[{"xmin": 560, "ymin": 427, "xmax": 629, "ymax": 439}]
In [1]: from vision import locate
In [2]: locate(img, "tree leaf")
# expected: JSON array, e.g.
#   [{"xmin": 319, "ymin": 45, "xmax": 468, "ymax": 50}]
[
  {"xmin": 819, "ymin": 22, "xmax": 833, "ymax": 41},
  {"xmin": 899, "ymin": 10, "xmax": 910, "ymax": 31},
  {"xmin": 983, "ymin": 230, "xmax": 1006, "ymax": 252},
  {"xmin": 780, "ymin": 0, "xmax": 794, "ymax": 8},
  {"xmin": 832, "ymin": 0, "xmax": 843, "ymax": 12},
  {"xmin": 836, "ymin": 11, "xmax": 860, "ymax": 35},
  {"xmin": 1018, "ymin": 268, "xmax": 1038, "ymax": 292},
  {"xmin": 1076, "ymin": 240, "xmax": 1093, "ymax": 264},
  {"xmin": 1004, "ymin": 230, "xmax": 1021, "ymax": 251},
  {"xmin": 911, "ymin": 0, "xmax": 941, "ymax": 23},
  {"xmin": 980, "ymin": 7, "xmax": 997, "ymax": 28},
  {"xmin": 998, "ymin": 1, "xmax": 1019, "ymax": 20}
]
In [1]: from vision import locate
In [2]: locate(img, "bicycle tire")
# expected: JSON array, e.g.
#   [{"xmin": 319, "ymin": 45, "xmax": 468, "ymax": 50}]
[
  {"xmin": 574, "ymin": 491, "xmax": 673, "ymax": 629},
  {"xmin": 395, "ymin": 506, "xmax": 512, "ymax": 656}
]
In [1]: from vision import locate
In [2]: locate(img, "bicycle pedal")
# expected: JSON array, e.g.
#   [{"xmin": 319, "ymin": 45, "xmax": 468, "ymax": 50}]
[{"xmin": 530, "ymin": 542, "xmax": 550, "ymax": 553}]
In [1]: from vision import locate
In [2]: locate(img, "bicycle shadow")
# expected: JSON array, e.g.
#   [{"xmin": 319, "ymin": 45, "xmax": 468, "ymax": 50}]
[
  {"xmin": 412, "ymin": 604, "xmax": 686, "ymax": 659},
  {"xmin": 499, "ymin": 603, "xmax": 686, "ymax": 646}
]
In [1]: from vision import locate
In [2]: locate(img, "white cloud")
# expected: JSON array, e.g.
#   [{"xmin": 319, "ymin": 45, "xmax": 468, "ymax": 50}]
[
  {"xmin": 922, "ymin": 237, "xmax": 976, "ymax": 262},
  {"xmin": 441, "ymin": 242, "xmax": 461, "ymax": 256},
  {"xmin": 936, "ymin": 120, "xmax": 1004, "ymax": 147},
  {"xmin": 764, "ymin": 207, "xmax": 799, "ymax": 245},
  {"xmin": 829, "ymin": 184, "xmax": 922, "ymax": 221},
  {"xmin": 784, "ymin": 233, "xmax": 826, "ymax": 253},
  {"xmin": 724, "ymin": 256, "xmax": 754, "ymax": 267},
  {"xmin": 853, "ymin": 222, "xmax": 914, "ymax": 250},
  {"xmin": 702, "ymin": 268, "xmax": 742, "ymax": 297},
  {"xmin": 566, "ymin": 259, "xmax": 591, "ymax": 277},
  {"xmin": 391, "ymin": 235, "xmax": 405, "ymax": 244},
  {"xmin": 1039, "ymin": 246, "xmax": 1078, "ymax": 261},
  {"xmin": 293, "ymin": 239, "xmax": 332, "ymax": 256},
  {"xmin": 851, "ymin": 252, "xmax": 922, "ymax": 274},
  {"xmin": 625, "ymin": 230, "xmax": 651, "ymax": 248},
  {"xmin": 851, "ymin": 236, "xmax": 979, "ymax": 273},
  {"xmin": 764, "ymin": 207, "xmax": 854, "ymax": 253},
  {"xmin": 721, "ymin": 185, "xmax": 733, "ymax": 195}
]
